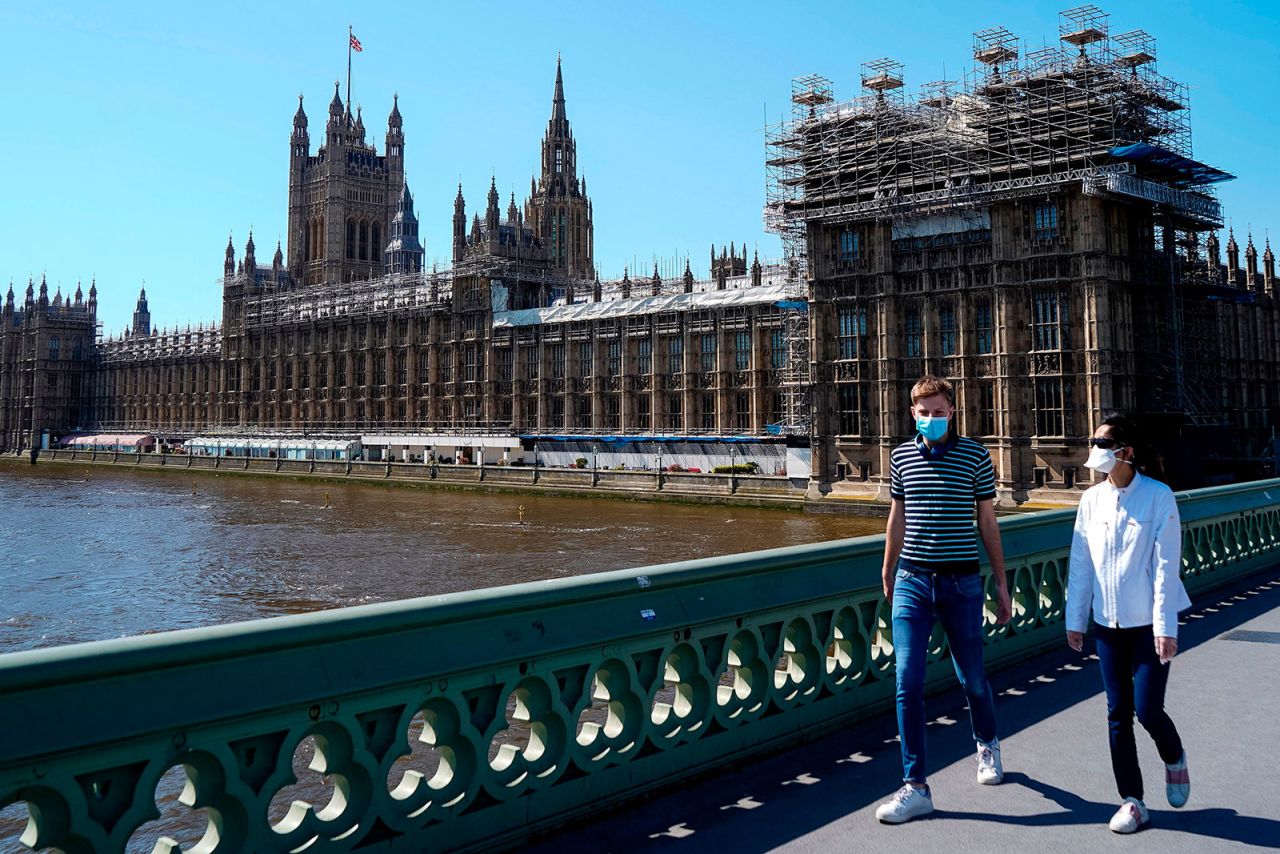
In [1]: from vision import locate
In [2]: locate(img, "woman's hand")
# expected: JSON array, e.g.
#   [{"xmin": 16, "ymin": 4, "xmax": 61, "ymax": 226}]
[
  {"xmin": 1155, "ymin": 636, "xmax": 1177, "ymax": 664},
  {"xmin": 1066, "ymin": 630, "xmax": 1084, "ymax": 652}
]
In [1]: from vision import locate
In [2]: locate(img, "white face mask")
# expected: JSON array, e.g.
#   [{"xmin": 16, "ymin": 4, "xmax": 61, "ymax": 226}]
[{"xmin": 1085, "ymin": 446, "xmax": 1130, "ymax": 474}]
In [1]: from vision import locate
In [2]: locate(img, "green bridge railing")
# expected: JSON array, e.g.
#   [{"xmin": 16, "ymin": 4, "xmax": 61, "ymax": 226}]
[{"xmin": 2, "ymin": 480, "xmax": 1279, "ymax": 852}]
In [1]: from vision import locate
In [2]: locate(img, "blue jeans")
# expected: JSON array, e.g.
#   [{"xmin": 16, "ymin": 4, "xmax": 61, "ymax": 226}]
[
  {"xmin": 892, "ymin": 566, "xmax": 998, "ymax": 784},
  {"xmin": 1094, "ymin": 624, "xmax": 1183, "ymax": 801}
]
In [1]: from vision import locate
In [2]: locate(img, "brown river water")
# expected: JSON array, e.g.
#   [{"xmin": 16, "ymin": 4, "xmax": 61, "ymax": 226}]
[{"xmin": 0, "ymin": 463, "xmax": 884, "ymax": 852}]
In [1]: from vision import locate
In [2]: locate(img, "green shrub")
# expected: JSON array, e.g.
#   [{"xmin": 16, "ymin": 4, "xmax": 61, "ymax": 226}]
[{"xmin": 712, "ymin": 462, "xmax": 760, "ymax": 474}]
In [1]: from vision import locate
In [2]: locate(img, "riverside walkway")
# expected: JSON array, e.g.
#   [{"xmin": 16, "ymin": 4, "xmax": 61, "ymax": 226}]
[{"xmin": 532, "ymin": 570, "xmax": 1280, "ymax": 853}]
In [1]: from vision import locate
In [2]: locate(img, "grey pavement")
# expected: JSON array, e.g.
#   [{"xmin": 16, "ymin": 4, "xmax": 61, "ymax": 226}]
[{"xmin": 530, "ymin": 571, "xmax": 1280, "ymax": 853}]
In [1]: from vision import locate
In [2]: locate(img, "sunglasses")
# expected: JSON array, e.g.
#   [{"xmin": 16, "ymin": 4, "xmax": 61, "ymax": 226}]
[{"xmin": 1089, "ymin": 437, "xmax": 1125, "ymax": 450}]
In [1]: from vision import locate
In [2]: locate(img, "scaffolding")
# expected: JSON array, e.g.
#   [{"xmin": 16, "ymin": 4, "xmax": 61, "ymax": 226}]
[
  {"xmin": 233, "ymin": 255, "xmax": 803, "ymax": 329},
  {"xmin": 764, "ymin": 5, "xmax": 1227, "ymax": 249},
  {"xmin": 99, "ymin": 325, "xmax": 221, "ymax": 364},
  {"xmin": 772, "ymin": 301, "xmax": 811, "ymax": 436}
]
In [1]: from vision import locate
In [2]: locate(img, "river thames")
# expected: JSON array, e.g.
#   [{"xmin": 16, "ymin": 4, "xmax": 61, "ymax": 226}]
[{"xmin": 0, "ymin": 463, "xmax": 884, "ymax": 653}]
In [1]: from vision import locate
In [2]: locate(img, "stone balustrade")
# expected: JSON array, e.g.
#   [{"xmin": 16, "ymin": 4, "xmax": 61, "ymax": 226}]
[{"xmin": 1, "ymin": 479, "xmax": 1278, "ymax": 852}]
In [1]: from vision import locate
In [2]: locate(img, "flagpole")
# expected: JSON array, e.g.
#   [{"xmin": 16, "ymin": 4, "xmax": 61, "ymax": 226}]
[{"xmin": 346, "ymin": 24, "xmax": 353, "ymax": 113}]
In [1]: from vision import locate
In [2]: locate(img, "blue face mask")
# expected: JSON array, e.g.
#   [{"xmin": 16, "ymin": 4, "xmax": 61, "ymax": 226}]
[{"xmin": 916, "ymin": 415, "xmax": 950, "ymax": 442}]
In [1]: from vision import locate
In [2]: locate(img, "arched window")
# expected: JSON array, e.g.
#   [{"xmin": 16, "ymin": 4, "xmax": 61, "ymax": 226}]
[
  {"xmin": 359, "ymin": 220, "xmax": 369, "ymax": 261},
  {"xmin": 371, "ymin": 222, "xmax": 381, "ymax": 258},
  {"xmin": 346, "ymin": 220, "xmax": 356, "ymax": 260}
]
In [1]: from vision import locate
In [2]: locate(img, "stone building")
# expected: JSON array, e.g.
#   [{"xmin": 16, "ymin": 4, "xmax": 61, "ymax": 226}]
[
  {"xmin": 766, "ymin": 10, "xmax": 1280, "ymax": 500},
  {"xmin": 0, "ymin": 278, "xmax": 97, "ymax": 450},
  {"xmin": 5, "ymin": 11, "xmax": 1280, "ymax": 502}
]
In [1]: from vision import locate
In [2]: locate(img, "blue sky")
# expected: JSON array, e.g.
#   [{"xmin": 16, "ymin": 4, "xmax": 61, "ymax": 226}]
[{"xmin": 2, "ymin": 1, "xmax": 1276, "ymax": 333}]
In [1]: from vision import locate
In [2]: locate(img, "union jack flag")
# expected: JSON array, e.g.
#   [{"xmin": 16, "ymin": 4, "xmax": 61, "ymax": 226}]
[{"xmin": 350, "ymin": 33, "xmax": 363, "ymax": 52}]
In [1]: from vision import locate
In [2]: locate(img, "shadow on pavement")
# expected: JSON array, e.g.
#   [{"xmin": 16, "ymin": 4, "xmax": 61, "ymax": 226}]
[
  {"xmin": 527, "ymin": 572, "xmax": 1280, "ymax": 853},
  {"xmin": 936, "ymin": 772, "xmax": 1280, "ymax": 848}
]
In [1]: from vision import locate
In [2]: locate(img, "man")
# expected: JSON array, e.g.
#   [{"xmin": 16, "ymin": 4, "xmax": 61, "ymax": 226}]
[{"xmin": 875, "ymin": 375, "xmax": 1013, "ymax": 824}]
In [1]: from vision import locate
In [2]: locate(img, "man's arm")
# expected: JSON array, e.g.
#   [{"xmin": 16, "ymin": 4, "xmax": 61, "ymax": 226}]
[
  {"xmin": 977, "ymin": 499, "xmax": 1012, "ymax": 625},
  {"xmin": 882, "ymin": 498, "xmax": 905, "ymax": 600}
]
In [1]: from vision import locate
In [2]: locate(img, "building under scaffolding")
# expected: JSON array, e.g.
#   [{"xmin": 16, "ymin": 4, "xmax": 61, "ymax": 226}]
[{"xmin": 767, "ymin": 5, "xmax": 1278, "ymax": 499}]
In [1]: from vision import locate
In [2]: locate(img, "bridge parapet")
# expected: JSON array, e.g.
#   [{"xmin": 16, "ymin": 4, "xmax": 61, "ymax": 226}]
[{"xmin": 2, "ymin": 480, "xmax": 1279, "ymax": 852}]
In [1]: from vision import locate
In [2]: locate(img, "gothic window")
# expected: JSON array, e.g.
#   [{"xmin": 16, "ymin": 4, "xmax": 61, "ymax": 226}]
[
  {"xmin": 525, "ymin": 345, "xmax": 540, "ymax": 380},
  {"xmin": 770, "ymin": 329, "xmax": 786, "ymax": 369},
  {"xmin": 666, "ymin": 393, "xmax": 683, "ymax": 430},
  {"xmin": 417, "ymin": 350, "xmax": 429, "ymax": 383},
  {"xmin": 551, "ymin": 344, "xmax": 566, "ymax": 379},
  {"xmin": 346, "ymin": 220, "xmax": 356, "ymax": 260},
  {"xmin": 636, "ymin": 395, "xmax": 652, "ymax": 430},
  {"xmin": 267, "ymin": 362, "xmax": 277, "ymax": 390},
  {"xmin": 978, "ymin": 381, "xmax": 997, "ymax": 436},
  {"xmin": 837, "ymin": 383, "xmax": 869, "ymax": 436},
  {"xmin": 904, "ymin": 305, "xmax": 923, "ymax": 358},
  {"xmin": 498, "ymin": 348, "xmax": 513, "ymax": 382},
  {"xmin": 356, "ymin": 357, "xmax": 367, "ymax": 387},
  {"xmin": 334, "ymin": 355, "xmax": 346, "ymax": 386},
  {"xmin": 734, "ymin": 331, "xmax": 750, "ymax": 370},
  {"xmin": 1032, "ymin": 289, "xmax": 1070, "ymax": 351},
  {"xmin": 551, "ymin": 396, "xmax": 565, "ymax": 429},
  {"xmin": 317, "ymin": 359, "xmax": 327, "ymax": 388},
  {"xmin": 372, "ymin": 222, "xmax": 381, "ymax": 257},
  {"xmin": 47, "ymin": 336, "xmax": 60, "ymax": 360},
  {"xmin": 395, "ymin": 353, "xmax": 406, "ymax": 385},
  {"xmin": 735, "ymin": 392, "xmax": 751, "ymax": 431},
  {"xmin": 700, "ymin": 334, "xmax": 716, "ymax": 373},
  {"xmin": 939, "ymin": 302, "xmax": 958, "ymax": 356},
  {"xmin": 607, "ymin": 340, "xmax": 621, "ymax": 376},
  {"xmin": 666, "ymin": 336, "xmax": 683, "ymax": 374},
  {"xmin": 1034, "ymin": 377, "xmax": 1073, "ymax": 437},
  {"xmin": 974, "ymin": 297, "xmax": 994, "ymax": 354},
  {"xmin": 555, "ymin": 148, "xmax": 563, "ymax": 174},
  {"xmin": 1034, "ymin": 204, "xmax": 1059, "ymax": 241},
  {"xmin": 359, "ymin": 221, "xmax": 369, "ymax": 261},
  {"xmin": 464, "ymin": 346, "xmax": 477, "ymax": 382},
  {"xmin": 701, "ymin": 393, "xmax": 715, "ymax": 430},
  {"xmin": 637, "ymin": 339, "xmax": 652, "ymax": 375},
  {"xmin": 837, "ymin": 305, "xmax": 867, "ymax": 360},
  {"xmin": 578, "ymin": 341, "xmax": 593, "ymax": 376},
  {"xmin": 838, "ymin": 229, "xmax": 861, "ymax": 264},
  {"xmin": 300, "ymin": 362, "xmax": 310, "ymax": 389}
]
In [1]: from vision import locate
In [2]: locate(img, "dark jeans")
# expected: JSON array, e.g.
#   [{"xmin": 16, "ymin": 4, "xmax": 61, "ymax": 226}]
[
  {"xmin": 892, "ymin": 566, "xmax": 997, "ymax": 784},
  {"xmin": 1094, "ymin": 624, "xmax": 1184, "ymax": 801}
]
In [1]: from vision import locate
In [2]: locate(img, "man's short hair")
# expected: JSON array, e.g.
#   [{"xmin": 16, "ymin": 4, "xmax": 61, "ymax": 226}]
[{"xmin": 911, "ymin": 374, "xmax": 955, "ymax": 406}]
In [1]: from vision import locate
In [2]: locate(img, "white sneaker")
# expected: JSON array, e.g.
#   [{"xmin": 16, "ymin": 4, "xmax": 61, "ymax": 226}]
[
  {"xmin": 876, "ymin": 784, "xmax": 934, "ymax": 824},
  {"xmin": 1165, "ymin": 751, "xmax": 1190, "ymax": 808},
  {"xmin": 976, "ymin": 739, "xmax": 1003, "ymax": 785},
  {"xmin": 1108, "ymin": 797, "xmax": 1149, "ymax": 834}
]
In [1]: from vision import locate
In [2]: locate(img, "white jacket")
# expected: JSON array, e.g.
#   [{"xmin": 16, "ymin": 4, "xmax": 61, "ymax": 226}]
[{"xmin": 1066, "ymin": 471, "xmax": 1192, "ymax": 639}]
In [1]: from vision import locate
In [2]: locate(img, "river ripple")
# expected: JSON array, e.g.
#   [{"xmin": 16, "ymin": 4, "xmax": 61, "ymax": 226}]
[{"xmin": 0, "ymin": 463, "xmax": 884, "ymax": 653}]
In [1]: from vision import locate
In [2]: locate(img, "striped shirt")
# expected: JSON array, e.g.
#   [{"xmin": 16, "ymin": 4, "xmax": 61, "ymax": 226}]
[{"xmin": 890, "ymin": 434, "xmax": 997, "ymax": 572}]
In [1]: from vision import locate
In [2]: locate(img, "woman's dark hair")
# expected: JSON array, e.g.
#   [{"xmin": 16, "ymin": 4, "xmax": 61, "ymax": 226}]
[
  {"xmin": 1099, "ymin": 411, "xmax": 1155, "ymax": 476},
  {"xmin": 1099, "ymin": 412, "xmax": 1135, "ymax": 447}
]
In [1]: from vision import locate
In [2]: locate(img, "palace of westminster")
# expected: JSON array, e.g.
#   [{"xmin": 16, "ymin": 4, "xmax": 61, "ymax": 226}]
[{"xmin": 3, "ymin": 8, "xmax": 1279, "ymax": 503}]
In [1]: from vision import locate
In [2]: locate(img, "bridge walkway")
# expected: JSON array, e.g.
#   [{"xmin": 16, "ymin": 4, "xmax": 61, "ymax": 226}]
[{"xmin": 532, "ymin": 570, "xmax": 1280, "ymax": 853}]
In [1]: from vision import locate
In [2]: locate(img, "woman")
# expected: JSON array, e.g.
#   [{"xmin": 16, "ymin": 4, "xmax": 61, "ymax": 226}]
[{"xmin": 1065, "ymin": 414, "xmax": 1192, "ymax": 834}]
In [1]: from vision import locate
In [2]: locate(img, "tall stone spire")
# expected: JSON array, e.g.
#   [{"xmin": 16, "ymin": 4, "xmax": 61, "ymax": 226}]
[
  {"xmin": 486, "ymin": 176, "xmax": 500, "ymax": 232},
  {"xmin": 527, "ymin": 56, "xmax": 593, "ymax": 276},
  {"xmin": 132, "ymin": 287, "xmax": 151, "ymax": 336},
  {"xmin": 1227, "ymin": 227, "xmax": 1240, "ymax": 285},
  {"xmin": 224, "ymin": 232, "xmax": 236, "ymax": 278},
  {"xmin": 452, "ymin": 183, "xmax": 467, "ymax": 264},
  {"xmin": 552, "ymin": 54, "xmax": 566, "ymax": 122}
]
